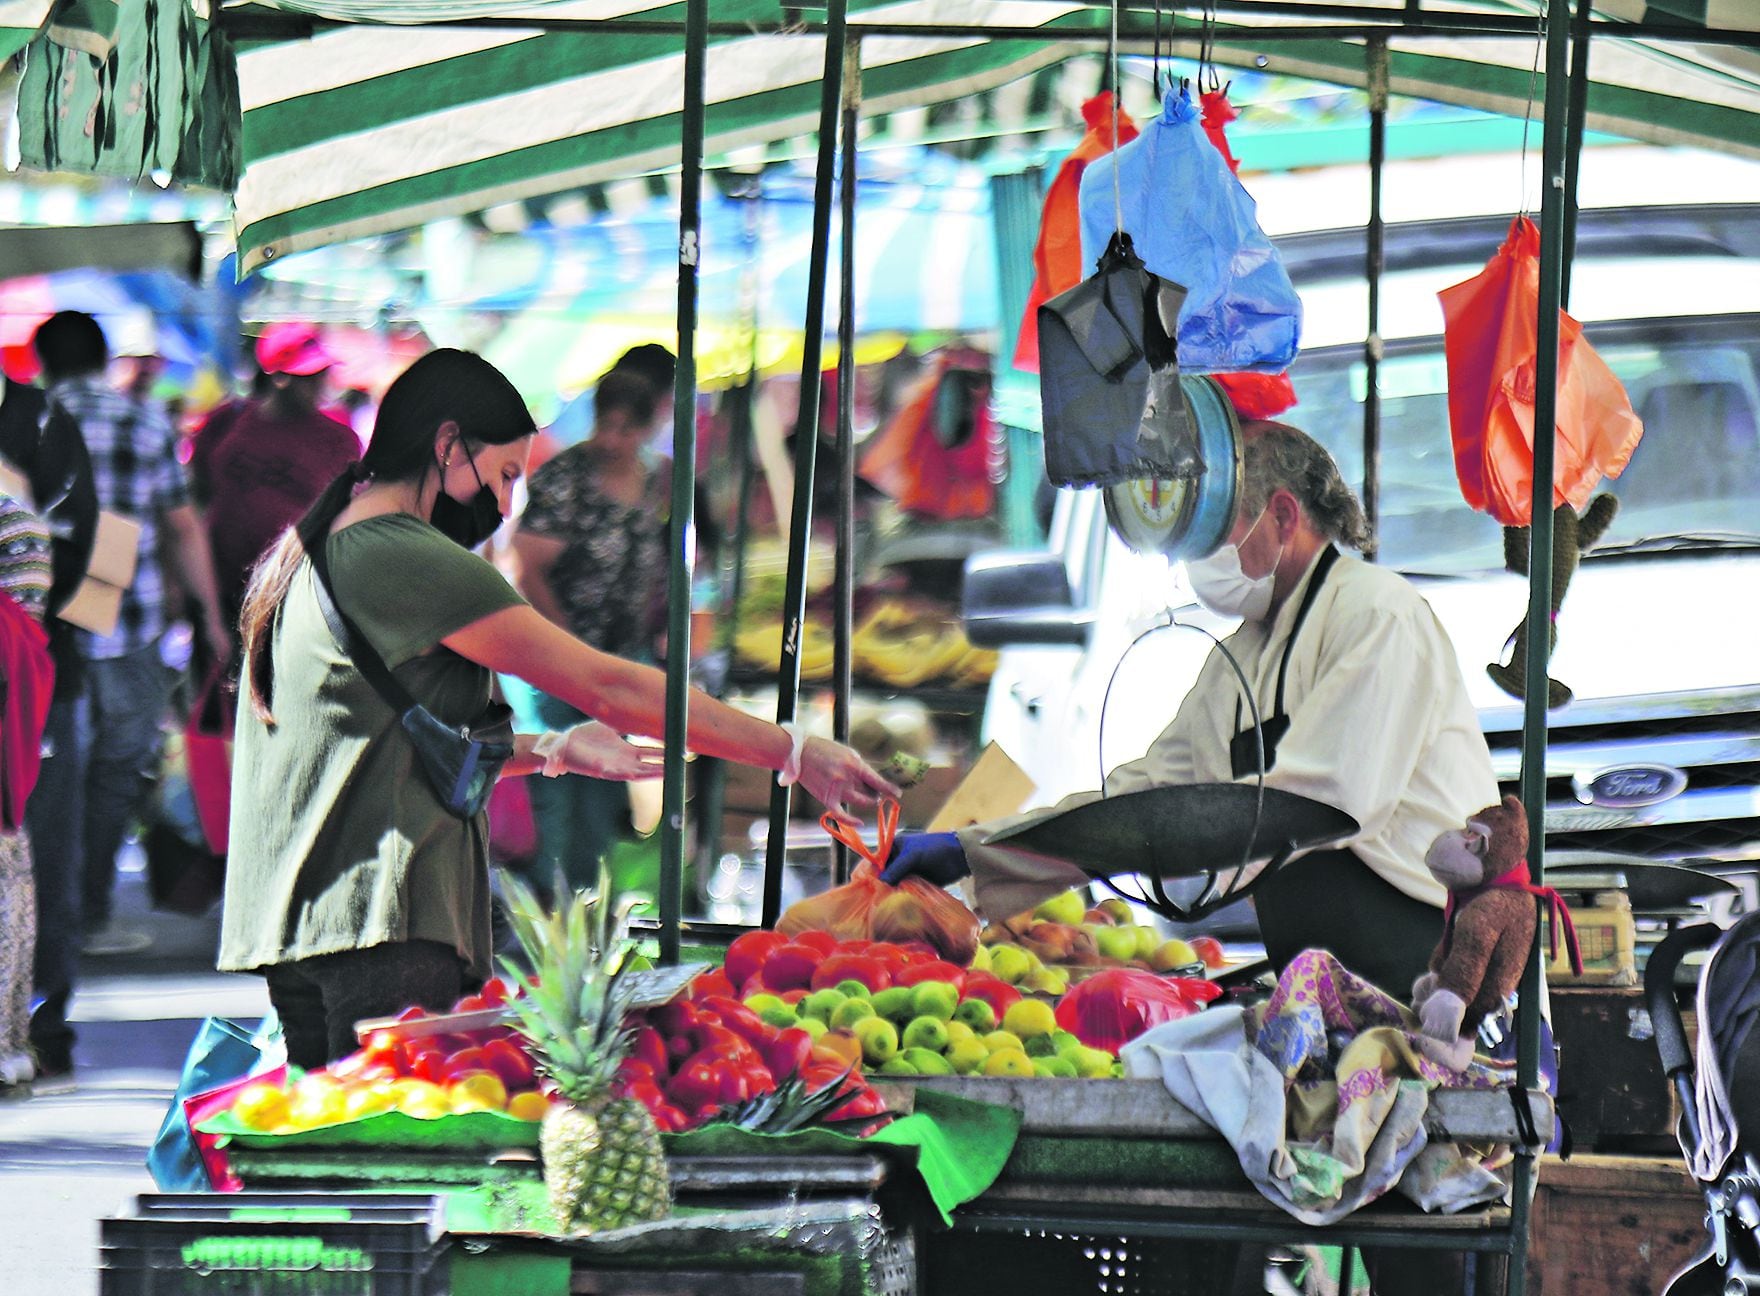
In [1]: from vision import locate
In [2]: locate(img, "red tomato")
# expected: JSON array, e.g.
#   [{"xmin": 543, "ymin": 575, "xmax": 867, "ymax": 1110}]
[
  {"xmin": 892, "ymin": 960, "xmax": 967, "ymax": 993},
  {"xmin": 809, "ymin": 954, "xmax": 892, "ymax": 994},
  {"xmin": 762, "ymin": 1028, "xmax": 814, "ymax": 1081},
  {"xmin": 959, "ymin": 972, "xmax": 1023, "ymax": 1019},
  {"xmin": 666, "ymin": 1059, "xmax": 723, "ymax": 1112},
  {"xmin": 482, "ymin": 1037, "xmax": 537, "ymax": 1090},
  {"xmin": 453, "ymin": 994, "xmax": 489, "ymax": 1014},
  {"xmin": 408, "ymin": 1048, "xmax": 449, "ymax": 1084},
  {"xmin": 792, "ymin": 931, "xmax": 840, "ymax": 958},
  {"xmin": 699, "ymin": 996, "xmax": 777, "ymax": 1048},
  {"xmin": 724, "ymin": 930, "xmax": 789, "ymax": 987},
  {"xmin": 760, "ymin": 943, "xmax": 820, "ymax": 991},
  {"xmin": 360, "ymin": 1032, "xmax": 408, "ymax": 1077},
  {"xmin": 631, "ymin": 1026, "xmax": 670, "ymax": 1077},
  {"xmin": 894, "ymin": 941, "xmax": 942, "ymax": 964},
  {"xmin": 779, "ymin": 988, "xmax": 809, "ymax": 1006},
  {"xmin": 688, "ymin": 969, "xmax": 737, "ymax": 1001},
  {"xmin": 478, "ymin": 977, "xmax": 510, "ymax": 1006},
  {"xmin": 652, "ymin": 1000, "xmax": 704, "ymax": 1038},
  {"xmin": 651, "ymin": 1101, "xmax": 692, "ymax": 1133},
  {"xmin": 442, "ymin": 1046, "xmax": 488, "ymax": 1082},
  {"xmin": 1191, "ymin": 936, "xmax": 1227, "ymax": 969}
]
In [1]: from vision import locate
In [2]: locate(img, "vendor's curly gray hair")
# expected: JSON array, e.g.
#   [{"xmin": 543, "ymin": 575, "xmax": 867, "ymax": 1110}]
[{"xmin": 1239, "ymin": 421, "xmax": 1374, "ymax": 552}]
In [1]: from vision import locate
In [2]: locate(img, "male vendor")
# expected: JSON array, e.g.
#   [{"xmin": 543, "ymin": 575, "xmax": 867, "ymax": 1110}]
[{"xmin": 885, "ymin": 422, "xmax": 1501, "ymax": 996}]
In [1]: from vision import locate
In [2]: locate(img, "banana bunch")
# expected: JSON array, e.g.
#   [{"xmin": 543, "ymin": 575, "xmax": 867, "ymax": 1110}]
[
  {"xmin": 734, "ymin": 620, "xmax": 836, "ymax": 680},
  {"xmin": 852, "ymin": 602, "xmax": 998, "ymax": 689}
]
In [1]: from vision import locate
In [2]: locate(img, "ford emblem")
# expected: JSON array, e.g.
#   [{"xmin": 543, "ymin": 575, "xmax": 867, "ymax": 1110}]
[{"xmin": 1574, "ymin": 764, "xmax": 1689, "ymax": 808}]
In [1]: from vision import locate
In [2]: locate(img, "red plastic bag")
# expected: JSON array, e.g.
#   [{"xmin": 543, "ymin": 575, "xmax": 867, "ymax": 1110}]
[
  {"xmin": 1014, "ymin": 92, "xmax": 1140, "ymax": 374},
  {"xmin": 777, "ymin": 801, "xmax": 981, "ymax": 964},
  {"xmin": 488, "ymin": 776, "xmax": 538, "ymax": 863},
  {"xmin": 1439, "ymin": 215, "xmax": 1644, "ymax": 525},
  {"xmin": 184, "ymin": 1064, "xmax": 289, "ymax": 1191},
  {"xmin": 184, "ymin": 666, "xmax": 233, "ymax": 856},
  {"xmin": 1055, "ymin": 968, "xmax": 1223, "ymax": 1054}
]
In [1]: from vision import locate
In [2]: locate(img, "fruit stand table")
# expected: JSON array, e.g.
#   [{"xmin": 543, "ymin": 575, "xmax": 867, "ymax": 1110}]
[{"xmin": 896, "ymin": 1076, "xmax": 1557, "ymax": 1296}]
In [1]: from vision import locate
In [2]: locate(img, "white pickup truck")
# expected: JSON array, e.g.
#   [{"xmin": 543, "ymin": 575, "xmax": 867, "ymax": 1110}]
[{"xmin": 967, "ymin": 148, "xmax": 1760, "ymax": 920}]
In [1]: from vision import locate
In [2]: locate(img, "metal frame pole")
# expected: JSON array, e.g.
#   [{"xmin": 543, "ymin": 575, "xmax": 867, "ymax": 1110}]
[
  {"xmin": 1559, "ymin": 0, "xmax": 1594, "ymax": 310},
  {"xmin": 831, "ymin": 37, "xmax": 863, "ymax": 887},
  {"xmin": 762, "ymin": 0, "xmax": 849, "ymax": 927},
  {"xmin": 658, "ymin": 0, "xmax": 708, "ymax": 965},
  {"xmin": 1362, "ymin": 36, "xmax": 1388, "ymax": 558},
  {"xmin": 1509, "ymin": 2, "xmax": 1576, "ymax": 1290}
]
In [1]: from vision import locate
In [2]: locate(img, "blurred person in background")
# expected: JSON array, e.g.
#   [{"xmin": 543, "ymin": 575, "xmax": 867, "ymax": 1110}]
[
  {"xmin": 510, "ymin": 370, "xmax": 671, "ymax": 894},
  {"xmin": 203, "ymin": 325, "xmax": 360, "ymax": 633},
  {"xmin": 32, "ymin": 311, "xmax": 231, "ymax": 967},
  {"xmin": 0, "ymin": 479, "xmax": 56, "ymax": 1096},
  {"xmin": 187, "ymin": 359, "xmax": 274, "ymax": 509},
  {"xmin": 0, "ymin": 371, "xmax": 97, "ymax": 1095}
]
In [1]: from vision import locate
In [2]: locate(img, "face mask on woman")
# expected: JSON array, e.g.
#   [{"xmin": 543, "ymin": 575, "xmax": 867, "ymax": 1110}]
[
  {"xmin": 1185, "ymin": 506, "xmax": 1282, "ymax": 620},
  {"xmin": 430, "ymin": 445, "xmax": 504, "ymax": 549}
]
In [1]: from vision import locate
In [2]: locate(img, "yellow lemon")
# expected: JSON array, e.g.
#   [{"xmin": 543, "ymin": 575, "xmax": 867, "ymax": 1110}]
[
  {"xmin": 981, "ymin": 1048, "xmax": 1035, "ymax": 1078},
  {"xmin": 229, "ymin": 1082, "xmax": 291, "ymax": 1131},
  {"xmin": 1001, "ymin": 999, "xmax": 1058, "ymax": 1040},
  {"xmin": 979, "ymin": 1030, "xmax": 1025, "ymax": 1055},
  {"xmin": 507, "ymin": 1090, "xmax": 552, "ymax": 1122}
]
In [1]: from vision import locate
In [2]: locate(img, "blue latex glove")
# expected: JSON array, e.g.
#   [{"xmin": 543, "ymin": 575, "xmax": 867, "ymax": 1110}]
[{"xmin": 880, "ymin": 831, "xmax": 969, "ymax": 886}]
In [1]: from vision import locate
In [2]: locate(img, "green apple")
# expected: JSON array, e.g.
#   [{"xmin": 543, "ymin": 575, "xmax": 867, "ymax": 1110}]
[
  {"xmin": 871, "ymin": 987, "xmax": 917, "ymax": 1022},
  {"xmin": 1095, "ymin": 926, "xmax": 1140, "ymax": 961},
  {"xmin": 953, "ymin": 999, "xmax": 996, "ymax": 1033},
  {"xmin": 800, "ymin": 988, "xmax": 847, "ymax": 1023},
  {"xmin": 1097, "ymin": 898, "xmax": 1136, "ymax": 925},
  {"xmin": 1032, "ymin": 890, "xmax": 1087, "ymax": 926},
  {"xmin": 1149, "ymin": 938, "xmax": 1201, "ymax": 972},
  {"xmin": 901, "ymin": 1016, "xmax": 950, "ymax": 1053},
  {"xmin": 1132, "ymin": 925, "xmax": 1159, "ymax": 958},
  {"xmin": 902, "ymin": 1047, "xmax": 954, "ymax": 1076},
  {"xmin": 831, "ymin": 998, "xmax": 876, "ymax": 1030},
  {"xmin": 989, "ymin": 945, "xmax": 1034, "ymax": 985}
]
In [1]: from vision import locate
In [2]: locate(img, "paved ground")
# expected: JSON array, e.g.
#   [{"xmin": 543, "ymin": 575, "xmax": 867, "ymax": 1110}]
[{"xmin": 0, "ymin": 854, "xmax": 270, "ymax": 1295}]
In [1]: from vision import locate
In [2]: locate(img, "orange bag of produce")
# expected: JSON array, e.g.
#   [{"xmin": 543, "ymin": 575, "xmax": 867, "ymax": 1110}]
[{"xmin": 777, "ymin": 801, "xmax": 981, "ymax": 964}]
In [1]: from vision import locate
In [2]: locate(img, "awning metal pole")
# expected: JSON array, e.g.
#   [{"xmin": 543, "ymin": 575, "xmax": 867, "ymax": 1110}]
[
  {"xmin": 1362, "ymin": 36, "xmax": 1388, "ymax": 558},
  {"xmin": 1559, "ymin": 0, "xmax": 1594, "ymax": 309},
  {"xmin": 658, "ymin": 0, "xmax": 708, "ymax": 965},
  {"xmin": 762, "ymin": 0, "xmax": 850, "ymax": 928},
  {"xmin": 1509, "ymin": 4, "xmax": 1577, "ymax": 1290},
  {"xmin": 831, "ymin": 37, "xmax": 863, "ymax": 887}
]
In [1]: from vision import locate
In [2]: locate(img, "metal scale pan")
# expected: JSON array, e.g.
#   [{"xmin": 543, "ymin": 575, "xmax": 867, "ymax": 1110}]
[{"xmin": 988, "ymin": 783, "xmax": 1358, "ymax": 923}]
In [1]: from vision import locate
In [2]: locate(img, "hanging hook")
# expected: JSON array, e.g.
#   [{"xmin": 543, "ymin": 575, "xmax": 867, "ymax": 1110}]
[{"xmin": 1198, "ymin": 0, "xmax": 1224, "ymax": 96}]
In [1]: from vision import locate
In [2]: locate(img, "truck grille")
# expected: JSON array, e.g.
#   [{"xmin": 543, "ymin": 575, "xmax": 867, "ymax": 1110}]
[{"xmin": 1482, "ymin": 687, "xmax": 1760, "ymax": 866}]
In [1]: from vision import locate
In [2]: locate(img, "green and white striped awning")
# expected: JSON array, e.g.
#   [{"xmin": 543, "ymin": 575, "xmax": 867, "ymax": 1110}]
[
  {"xmin": 11, "ymin": 1, "xmax": 1760, "ymax": 270},
  {"xmin": 0, "ymin": 1, "xmax": 52, "ymax": 61}
]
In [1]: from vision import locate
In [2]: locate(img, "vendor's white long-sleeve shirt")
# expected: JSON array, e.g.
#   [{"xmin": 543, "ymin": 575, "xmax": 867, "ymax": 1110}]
[{"xmin": 958, "ymin": 548, "xmax": 1501, "ymax": 921}]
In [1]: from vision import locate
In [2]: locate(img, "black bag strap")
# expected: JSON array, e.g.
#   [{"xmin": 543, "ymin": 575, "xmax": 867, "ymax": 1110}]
[{"xmin": 308, "ymin": 537, "xmax": 422, "ymax": 720}]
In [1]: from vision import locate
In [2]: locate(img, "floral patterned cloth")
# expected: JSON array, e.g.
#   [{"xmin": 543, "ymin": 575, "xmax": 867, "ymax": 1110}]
[
  {"xmin": 1121, "ymin": 948, "xmax": 1510, "ymax": 1224},
  {"xmin": 518, "ymin": 445, "xmax": 668, "ymax": 656}
]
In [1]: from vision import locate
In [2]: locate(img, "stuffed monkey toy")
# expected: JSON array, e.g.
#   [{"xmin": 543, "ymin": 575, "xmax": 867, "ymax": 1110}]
[
  {"xmin": 1488, "ymin": 493, "xmax": 1618, "ymax": 709},
  {"xmin": 1412, "ymin": 796, "xmax": 1543, "ymax": 1072}
]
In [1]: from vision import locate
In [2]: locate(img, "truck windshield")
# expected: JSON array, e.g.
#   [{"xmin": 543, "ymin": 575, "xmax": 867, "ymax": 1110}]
[{"xmin": 1287, "ymin": 315, "xmax": 1760, "ymax": 575}]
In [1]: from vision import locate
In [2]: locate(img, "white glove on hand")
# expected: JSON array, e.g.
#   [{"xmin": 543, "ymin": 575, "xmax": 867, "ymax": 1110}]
[
  {"xmin": 1411, "ymin": 971, "xmax": 1440, "ymax": 1009},
  {"xmin": 793, "ymin": 735, "xmax": 900, "ymax": 827},
  {"xmin": 539, "ymin": 723, "xmax": 667, "ymax": 782}
]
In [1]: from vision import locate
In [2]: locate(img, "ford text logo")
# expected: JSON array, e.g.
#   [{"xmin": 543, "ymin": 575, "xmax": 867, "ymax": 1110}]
[{"xmin": 1573, "ymin": 764, "xmax": 1689, "ymax": 808}]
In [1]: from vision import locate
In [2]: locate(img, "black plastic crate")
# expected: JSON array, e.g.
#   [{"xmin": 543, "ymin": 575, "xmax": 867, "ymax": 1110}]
[
  {"xmin": 922, "ymin": 1225, "xmax": 1235, "ymax": 1296},
  {"xmin": 100, "ymin": 1192, "xmax": 450, "ymax": 1296}
]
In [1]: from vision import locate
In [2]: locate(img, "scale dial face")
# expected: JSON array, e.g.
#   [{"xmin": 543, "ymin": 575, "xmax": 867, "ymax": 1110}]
[{"xmin": 1104, "ymin": 475, "xmax": 1195, "ymax": 555}]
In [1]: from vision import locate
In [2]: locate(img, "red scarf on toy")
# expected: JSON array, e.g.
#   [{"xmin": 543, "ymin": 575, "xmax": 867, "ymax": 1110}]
[{"xmin": 1441, "ymin": 859, "xmax": 1584, "ymax": 975}]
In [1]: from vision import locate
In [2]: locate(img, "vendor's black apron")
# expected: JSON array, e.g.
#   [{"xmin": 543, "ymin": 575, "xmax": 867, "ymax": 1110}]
[{"xmin": 1232, "ymin": 545, "xmax": 1444, "ymax": 997}]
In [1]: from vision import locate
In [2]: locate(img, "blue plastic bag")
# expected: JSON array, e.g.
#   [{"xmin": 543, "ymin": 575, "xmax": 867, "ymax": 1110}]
[
  {"xmin": 146, "ymin": 1015, "xmax": 282, "ymax": 1191},
  {"xmin": 1079, "ymin": 86, "xmax": 1301, "ymax": 374}
]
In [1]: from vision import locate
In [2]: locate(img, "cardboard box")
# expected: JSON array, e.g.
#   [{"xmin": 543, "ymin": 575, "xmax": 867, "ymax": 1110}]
[
  {"xmin": 57, "ymin": 510, "xmax": 141, "ymax": 637},
  {"xmin": 1549, "ymin": 891, "xmax": 1637, "ymax": 987}
]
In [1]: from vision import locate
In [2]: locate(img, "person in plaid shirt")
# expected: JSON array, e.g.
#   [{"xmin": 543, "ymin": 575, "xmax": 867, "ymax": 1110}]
[{"xmin": 33, "ymin": 313, "xmax": 231, "ymax": 969}]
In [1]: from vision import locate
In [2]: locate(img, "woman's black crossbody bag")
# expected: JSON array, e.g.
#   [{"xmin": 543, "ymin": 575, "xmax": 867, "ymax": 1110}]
[{"xmin": 308, "ymin": 544, "xmax": 514, "ymax": 818}]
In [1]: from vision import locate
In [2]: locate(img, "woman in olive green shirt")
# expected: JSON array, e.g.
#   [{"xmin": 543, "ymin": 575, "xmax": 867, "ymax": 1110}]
[{"xmin": 221, "ymin": 350, "xmax": 893, "ymax": 1068}]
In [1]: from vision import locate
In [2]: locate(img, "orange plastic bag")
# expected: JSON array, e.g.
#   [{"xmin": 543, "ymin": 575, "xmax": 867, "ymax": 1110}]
[
  {"xmin": 1014, "ymin": 92, "xmax": 1139, "ymax": 374},
  {"xmin": 857, "ymin": 354, "xmax": 998, "ymax": 520},
  {"xmin": 776, "ymin": 801, "xmax": 981, "ymax": 964},
  {"xmin": 1439, "ymin": 215, "xmax": 1644, "ymax": 526}
]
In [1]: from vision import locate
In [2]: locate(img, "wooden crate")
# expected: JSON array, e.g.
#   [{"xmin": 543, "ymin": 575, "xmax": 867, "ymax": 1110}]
[{"xmin": 1526, "ymin": 1154, "xmax": 1707, "ymax": 1296}]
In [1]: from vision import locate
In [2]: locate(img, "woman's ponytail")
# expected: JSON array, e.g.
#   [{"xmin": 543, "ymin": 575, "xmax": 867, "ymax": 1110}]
[{"xmin": 239, "ymin": 465, "xmax": 365, "ymax": 722}]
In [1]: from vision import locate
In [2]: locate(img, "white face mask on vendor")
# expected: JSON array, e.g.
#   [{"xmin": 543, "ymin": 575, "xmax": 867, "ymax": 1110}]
[{"xmin": 1184, "ymin": 507, "xmax": 1283, "ymax": 621}]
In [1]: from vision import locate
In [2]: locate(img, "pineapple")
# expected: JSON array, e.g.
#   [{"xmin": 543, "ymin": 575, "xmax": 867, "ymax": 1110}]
[{"xmin": 498, "ymin": 870, "xmax": 671, "ymax": 1235}]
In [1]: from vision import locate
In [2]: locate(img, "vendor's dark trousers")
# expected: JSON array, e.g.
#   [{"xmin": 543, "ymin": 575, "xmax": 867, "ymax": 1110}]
[
  {"xmin": 264, "ymin": 940, "xmax": 468, "ymax": 1070},
  {"xmin": 1254, "ymin": 848, "xmax": 1444, "ymax": 998},
  {"xmin": 1245, "ymin": 849, "xmax": 1463, "ymax": 1296}
]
